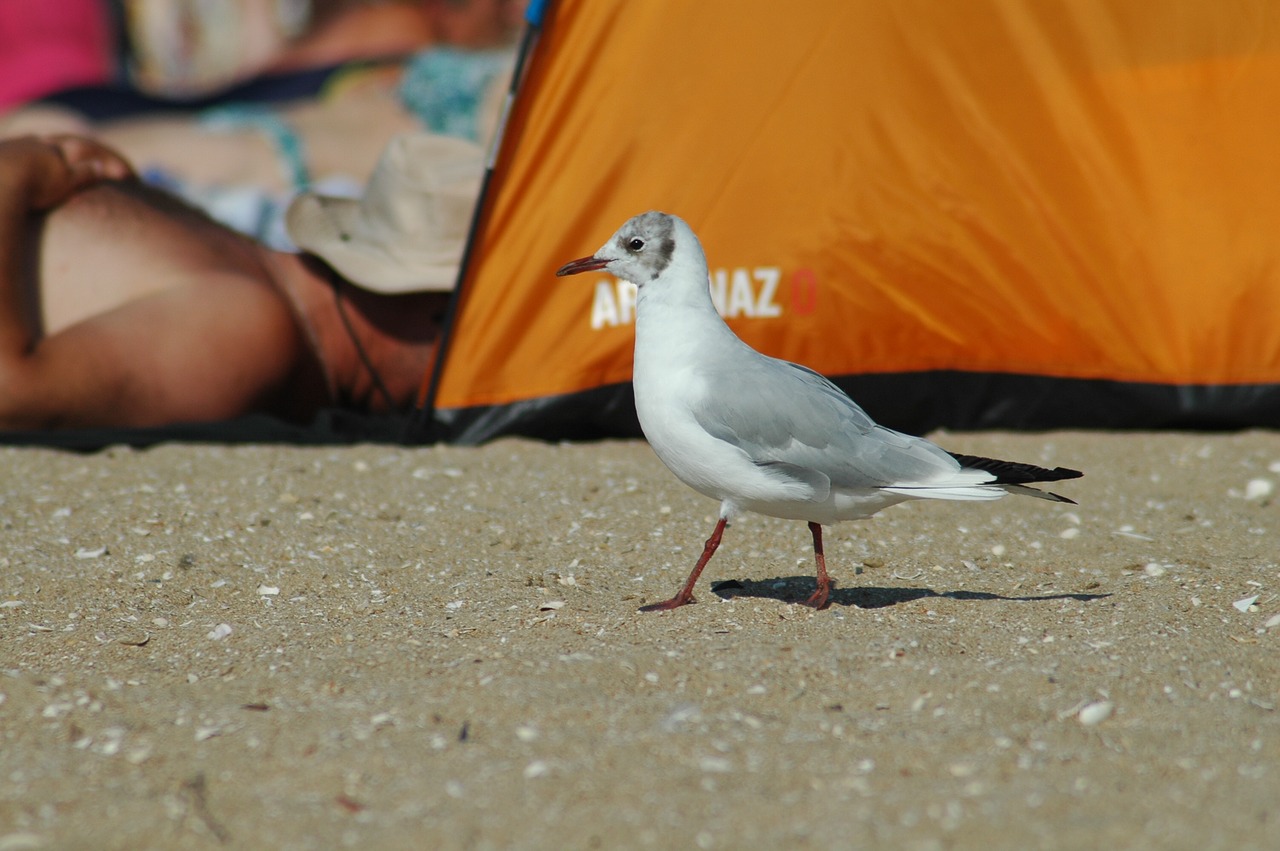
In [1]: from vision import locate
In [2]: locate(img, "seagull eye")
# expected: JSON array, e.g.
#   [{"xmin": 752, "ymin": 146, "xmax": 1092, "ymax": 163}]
[{"xmin": 628, "ymin": 237, "xmax": 645, "ymax": 252}]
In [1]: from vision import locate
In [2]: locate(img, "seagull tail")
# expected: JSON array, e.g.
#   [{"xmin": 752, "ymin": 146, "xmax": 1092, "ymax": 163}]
[
  {"xmin": 998, "ymin": 483, "xmax": 1077, "ymax": 504},
  {"xmin": 880, "ymin": 484, "xmax": 1006, "ymax": 502}
]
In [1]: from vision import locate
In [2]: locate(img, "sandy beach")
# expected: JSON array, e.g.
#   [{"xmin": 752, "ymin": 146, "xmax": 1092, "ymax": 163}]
[{"xmin": 1, "ymin": 430, "xmax": 1277, "ymax": 850}]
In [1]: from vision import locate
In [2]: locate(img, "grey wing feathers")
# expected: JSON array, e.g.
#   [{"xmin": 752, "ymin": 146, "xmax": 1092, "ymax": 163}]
[{"xmin": 691, "ymin": 354, "xmax": 962, "ymax": 488}]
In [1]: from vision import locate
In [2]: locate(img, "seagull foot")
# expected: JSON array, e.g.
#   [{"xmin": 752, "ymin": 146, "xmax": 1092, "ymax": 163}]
[
  {"xmin": 639, "ymin": 594, "xmax": 695, "ymax": 612},
  {"xmin": 800, "ymin": 586, "xmax": 831, "ymax": 610}
]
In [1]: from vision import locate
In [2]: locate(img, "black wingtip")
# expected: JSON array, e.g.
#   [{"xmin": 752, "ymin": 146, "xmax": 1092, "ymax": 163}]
[{"xmin": 948, "ymin": 452, "xmax": 1083, "ymax": 485}]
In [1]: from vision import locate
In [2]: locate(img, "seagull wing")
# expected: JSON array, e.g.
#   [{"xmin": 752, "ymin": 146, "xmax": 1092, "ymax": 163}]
[{"xmin": 691, "ymin": 353, "xmax": 972, "ymax": 491}]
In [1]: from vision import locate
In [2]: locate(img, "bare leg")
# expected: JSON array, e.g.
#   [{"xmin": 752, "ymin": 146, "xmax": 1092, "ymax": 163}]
[
  {"xmin": 802, "ymin": 521, "xmax": 832, "ymax": 609},
  {"xmin": 640, "ymin": 517, "xmax": 728, "ymax": 612}
]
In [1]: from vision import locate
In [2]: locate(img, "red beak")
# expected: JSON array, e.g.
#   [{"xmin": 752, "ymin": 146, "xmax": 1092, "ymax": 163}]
[{"xmin": 556, "ymin": 255, "xmax": 609, "ymax": 276}]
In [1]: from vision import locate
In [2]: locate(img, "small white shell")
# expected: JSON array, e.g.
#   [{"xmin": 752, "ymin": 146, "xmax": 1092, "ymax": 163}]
[
  {"xmin": 1078, "ymin": 700, "xmax": 1114, "ymax": 726},
  {"xmin": 1243, "ymin": 478, "xmax": 1273, "ymax": 501},
  {"xmin": 1233, "ymin": 595, "xmax": 1260, "ymax": 613}
]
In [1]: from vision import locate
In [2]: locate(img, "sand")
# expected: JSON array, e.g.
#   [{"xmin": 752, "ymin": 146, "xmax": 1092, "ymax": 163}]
[{"xmin": 1, "ymin": 430, "xmax": 1277, "ymax": 850}]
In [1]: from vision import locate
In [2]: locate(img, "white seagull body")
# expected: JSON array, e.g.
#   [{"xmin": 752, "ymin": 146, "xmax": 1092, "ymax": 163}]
[{"xmin": 557, "ymin": 211, "xmax": 1081, "ymax": 611}]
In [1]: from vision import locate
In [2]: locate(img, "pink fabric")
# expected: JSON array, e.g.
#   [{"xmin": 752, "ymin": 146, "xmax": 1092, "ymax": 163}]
[{"xmin": 0, "ymin": 0, "xmax": 113, "ymax": 108}]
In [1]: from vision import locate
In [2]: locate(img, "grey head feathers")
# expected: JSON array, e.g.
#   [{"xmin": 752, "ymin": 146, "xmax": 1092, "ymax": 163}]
[
  {"xmin": 555, "ymin": 211, "xmax": 685, "ymax": 284},
  {"xmin": 606, "ymin": 211, "xmax": 678, "ymax": 283}
]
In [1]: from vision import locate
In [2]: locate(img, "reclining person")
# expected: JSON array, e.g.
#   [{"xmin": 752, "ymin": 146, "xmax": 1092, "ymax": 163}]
[{"xmin": 0, "ymin": 131, "xmax": 479, "ymax": 430}]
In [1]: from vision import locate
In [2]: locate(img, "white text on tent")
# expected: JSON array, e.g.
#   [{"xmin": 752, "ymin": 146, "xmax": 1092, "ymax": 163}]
[{"xmin": 590, "ymin": 267, "xmax": 783, "ymax": 329}]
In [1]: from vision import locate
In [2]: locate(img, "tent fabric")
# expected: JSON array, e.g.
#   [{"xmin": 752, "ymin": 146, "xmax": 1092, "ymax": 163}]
[{"xmin": 422, "ymin": 0, "xmax": 1280, "ymax": 443}]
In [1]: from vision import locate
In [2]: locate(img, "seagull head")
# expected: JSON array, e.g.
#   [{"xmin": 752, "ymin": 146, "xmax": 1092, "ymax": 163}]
[{"xmin": 556, "ymin": 211, "xmax": 700, "ymax": 287}]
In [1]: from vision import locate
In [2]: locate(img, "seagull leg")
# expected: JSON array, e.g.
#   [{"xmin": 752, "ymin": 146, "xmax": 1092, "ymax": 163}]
[
  {"xmin": 640, "ymin": 517, "xmax": 727, "ymax": 612},
  {"xmin": 801, "ymin": 522, "xmax": 832, "ymax": 609}
]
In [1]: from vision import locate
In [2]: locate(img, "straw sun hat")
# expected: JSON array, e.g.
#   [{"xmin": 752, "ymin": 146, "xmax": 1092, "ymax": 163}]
[{"xmin": 285, "ymin": 133, "xmax": 483, "ymax": 293}]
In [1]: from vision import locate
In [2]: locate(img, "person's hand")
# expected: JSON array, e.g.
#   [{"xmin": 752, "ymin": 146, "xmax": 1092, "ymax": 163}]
[{"xmin": 0, "ymin": 135, "xmax": 134, "ymax": 211}]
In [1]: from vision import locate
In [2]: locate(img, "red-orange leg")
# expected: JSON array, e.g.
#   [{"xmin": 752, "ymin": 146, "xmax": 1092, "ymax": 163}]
[
  {"xmin": 640, "ymin": 517, "xmax": 728, "ymax": 612},
  {"xmin": 802, "ymin": 521, "xmax": 832, "ymax": 609}
]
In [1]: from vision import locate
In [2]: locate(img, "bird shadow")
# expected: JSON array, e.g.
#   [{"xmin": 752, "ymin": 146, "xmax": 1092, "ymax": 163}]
[{"xmin": 709, "ymin": 576, "xmax": 1110, "ymax": 609}]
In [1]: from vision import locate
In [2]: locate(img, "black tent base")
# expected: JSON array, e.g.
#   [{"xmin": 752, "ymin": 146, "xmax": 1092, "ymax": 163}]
[
  {"xmin": 0, "ymin": 409, "xmax": 415, "ymax": 452},
  {"xmin": 2, "ymin": 372, "xmax": 1275, "ymax": 452},
  {"xmin": 418, "ymin": 371, "xmax": 1280, "ymax": 446}
]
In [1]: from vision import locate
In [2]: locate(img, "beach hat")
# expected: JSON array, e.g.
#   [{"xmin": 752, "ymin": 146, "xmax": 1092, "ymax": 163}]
[{"xmin": 285, "ymin": 133, "xmax": 483, "ymax": 293}]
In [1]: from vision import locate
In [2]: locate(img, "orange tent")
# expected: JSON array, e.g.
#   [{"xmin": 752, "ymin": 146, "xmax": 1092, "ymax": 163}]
[{"xmin": 419, "ymin": 0, "xmax": 1280, "ymax": 442}]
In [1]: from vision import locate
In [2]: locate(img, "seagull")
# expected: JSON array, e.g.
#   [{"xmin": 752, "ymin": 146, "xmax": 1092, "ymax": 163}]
[{"xmin": 557, "ymin": 211, "xmax": 1082, "ymax": 612}]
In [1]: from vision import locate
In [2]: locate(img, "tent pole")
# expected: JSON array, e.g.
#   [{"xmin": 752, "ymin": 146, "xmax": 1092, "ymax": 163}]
[{"xmin": 405, "ymin": 0, "xmax": 553, "ymax": 444}]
